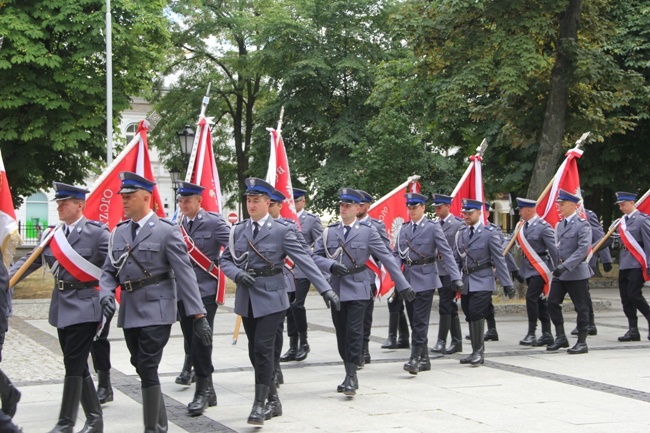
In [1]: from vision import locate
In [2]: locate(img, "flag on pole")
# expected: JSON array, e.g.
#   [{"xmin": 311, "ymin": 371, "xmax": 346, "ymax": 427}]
[
  {"xmin": 0, "ymin": 150, "xmax": 22, "ymax": 269},
  {"xmin": 450, "ymin": 143, "xmax": 488, "ymax": 224},
  {"xmin": 84, "ymin": 120, "xmax": 165, "ymax": 229},
  {"xmin": 367, "ymin": 177, "xmax": 421, "ymax": 300},
  {"xmin": 536, "ymin": 147, "xmax": 584, "ymax": 227},
  {"xmin": 184, "ymin": 116, "xmax": 228, "ymax": 305},
  {"xmin": 265, "ymin": 127, "xmax": 300, "ymax": 226}
]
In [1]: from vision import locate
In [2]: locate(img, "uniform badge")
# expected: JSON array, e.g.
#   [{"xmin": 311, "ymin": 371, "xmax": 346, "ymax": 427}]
[
  {"xmin": 148, "ymin": 221, "xmax": 155, "ymax": 227},
  {"xmin": 76, "ymin": 227, "xmax": 82, "ymax": 233},
  {"xmin": 342, "ymin": 188, "xmax": 348, "ymax": 194},
  {"xmin": 198, "ymin": 214, "xmax": 203, "ymax": 220},
  {"xmin": 250, "ymin": 178, "xmax": 256, "ymax": 186}
]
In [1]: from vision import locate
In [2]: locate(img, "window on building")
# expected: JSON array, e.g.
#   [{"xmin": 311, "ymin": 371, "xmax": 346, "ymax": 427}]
[{"xmin": 125, "ymin": 122, "xmax": 138, "ymax": 144}]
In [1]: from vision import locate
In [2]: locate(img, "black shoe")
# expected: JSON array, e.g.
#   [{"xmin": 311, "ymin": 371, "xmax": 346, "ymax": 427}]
[
  {"xmin": 294, "ymin": 333, "xmax": 310, "ymax": 362},
  {"xmin": 247, "ymin": 384, "xmax": 269, "ymax": 426},
  {"xmin": 483, "ymin": 328, "xmax": 499, "ymax": 341},
  {"xmin": 547, "ymin": 336, "xmax": 569, "ymax": 351},
  {"xmin": 532, "ymin": 332, "xmax": 554, "ymax": 347},
  {"xmin": 382, "ymin": 312, "xmax": 399, "ymax": 349},
  {"xmin": 444, "ymin": 338, "xmax": 462, "ymax": 354},
  {"xmin": 175, "ymin": 355, "xmax": 194, "ymax": 386},
  {"xmin": 570, "ymin": 326, "xmax": 579, "ymax": 336},
  {"xmin": 587, "ymin": 325, "xmax": 598, "ymax": 336},
  {"xmin": 78, "ymin": 376, "xmax": 103, "ymax": 433},
  {"xmin": 0, "ymin": 369, "xmax": 21, "ymax": 418},
  {"xmin": 430, "ymin": 339, "xmax": 446, "ymax": 353},
  {"xmin": 567, "ymin": 342, "xmax": 588, "ymax": 354},
  {"xmin": 418, "ymin": 346, "xmax": 431, "ymax": 371},
  {"xmin": 519, "ymin": 333, "xmax": 536, "ymax": 346},
  {"xmin": 403, "ymin": 345, "xmax": 421, "ymax": 375},
  {"xmin": 468, "ymin": 320, "xmax": 485, "ymax": 366},
  {"xmin": 397, "ymin": 312, "xmax": 410, "ymax": 348},
  {"xmin": 280, "ymin": 336, "xmax": 298, "ymax": 362},
  {"xmin": 446, "ymin": 316, "xmax": 463, "ymax": 354},
  {"xmin": 618, "ymin": 328, "xmax": 641, "ymax": 342},
  {"xmin": 96, "ymin": 370, "xmax": 113, "ymax": 404},
  {"xmin": 381, "ymin": 335, "xmax": 397, "ymax": 349},
  {"xmin": 343, "ymin": 363, "xmax": 358, "ymax": 396},
  {"xmin": 263, "ymin": 383, "xmax": 282, "ymax": 421},
  {"xmin": 49, "ymin": 376, "xmax": 83, "ymax": 433},
  {"xmin": 274, "ymin": 368, "xmax": 284, "ymax": 387},
  {"xmin": 363, "ymin": 342, "xmax": 371, "ymax": 364},
  {"xmin": 188, "ymin": 376, "xmax": 217, "ymax": 417}
]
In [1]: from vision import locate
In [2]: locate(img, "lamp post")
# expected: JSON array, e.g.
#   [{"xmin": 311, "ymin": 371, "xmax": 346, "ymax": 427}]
[
  {"xmin": 170, "ymin": 169, "xmax": 181, "ymax": 211},
  {"xmin": 177, "ymin": 125, "xmax": 195, "ymax": 166}
]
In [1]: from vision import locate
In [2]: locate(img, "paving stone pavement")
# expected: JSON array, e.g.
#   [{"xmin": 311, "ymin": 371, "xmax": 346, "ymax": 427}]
[{"xmin": 3, "ymin": 288, "xmax": 650, "ymax": 432}]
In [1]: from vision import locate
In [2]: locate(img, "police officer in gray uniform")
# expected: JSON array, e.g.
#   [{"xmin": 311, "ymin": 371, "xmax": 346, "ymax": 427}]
[
  {"xmin": 279, "ymin": 187, "xmax": 324, "ymax": 363},
  {"xmin": 313, "ymin": 188, "xmax": 416, "ymax": 396},
  {"xmin": 396, "ymin": 193, "xmax": 462, "ymax": 375},
  {"xmin": 10, "ymin": 182, "xmax": 108, "ymax": 433},
  {"xmin": 455, "ymin": 199, "xmax": 514, "ymax": 366},
  {"xmin": 175, "ymin": 181, "xmax": 230, "ymax": 416},
  {"xmin": 0, "ymin": 248, "xmax": 22, "ymax": 433},
  {"xmin": 219, "ymin": 178, "xmax": 340, "ymax": 425},
  {"xmin": 613, "ymin": 191, "xmax": 650, "ymax": 341},
  {"xmin": 431, "ymin": 194, "xmax": 465, "ymax": 355},
  {"xmin": 569, "ymin": 207, "xmax": 612, "ymax": 336},
  {"xmin": 99, "ymin": 172, "xmax": 212, "ymax": 432},
  {"xmin": 514, "ymin": 198, "xmax": 559, "ymax": 346},
  {"xmin": 482, "ymin": 202, "xmax": 523, "ymax": 342},
  {"xmin": 356, "ymin": 189, "xmax": 391, "ymax": 367},
  {"xmin": 546, "ymin": 189, "xmax": 593, "ymax": 354}
]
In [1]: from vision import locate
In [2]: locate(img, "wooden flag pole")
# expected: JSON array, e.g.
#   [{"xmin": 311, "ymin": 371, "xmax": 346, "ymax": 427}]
[
  {"xmin": 8, "ymin": 225, "xmax": 61, "ymax": 289},
  {"xmin": 232, "ymin": 315, "xmax": 242, "ymax": 345}
]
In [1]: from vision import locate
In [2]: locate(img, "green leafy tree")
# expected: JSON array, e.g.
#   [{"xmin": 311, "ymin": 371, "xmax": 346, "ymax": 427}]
[{"xmin": 0, "ymin": 0, "xmax": 171, "ymax": 206}]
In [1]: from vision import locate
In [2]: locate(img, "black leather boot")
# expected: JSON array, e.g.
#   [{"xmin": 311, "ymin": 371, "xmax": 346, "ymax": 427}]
[
  {"xmin": 547, "ymin": 324, "xmax": 569, "ymax": 351},
  {"xmin": 403, "ymin": 345, "xmax": 421, "ymax": 375},
  {"xmin": 157, "ymin": 392, "xmax": 168, "ymax": 433},
  {"xmin": 618, "ymin": 327, "xmax": 641, "ymax": 342},
  {"xmin": 381, "ymin": 312, "xmax": 398, "ymax": 349},
  {"xmin": 95, "ymin": 370, "xmax": 113, "ymax": 404},
  {"xmin": 343, "ymin": 363, "xmax": 358, "ymax": 396},
  {"xmin": 175, "ymin": 355, "xmax": 194, "ymax": 386},
  {"xmin": 188, "ymin": 376, "xmax": 214, "ymax": 417},
  {"xmin": 263, "ymin": 382, "xmax": 282, "ymax": 420},
  {"xmin": 418, "ymin": 345, "xmax": 431, "ymax": 371},
  {"xmin": 645, "ymin": 314, "xmax": 650, "ymax": 340},
  {"xmin": 48, "ymin": 376, "xmax": 82, "ymax": 433},
  {"xmin": 431, "ymin": 315, "xmax": 450, "ymax": 353},
  {"xmin": 483, "ymin": 316, "xmax": 499, "ymax": 342},
  {"xmin": 363, "ymin": 341, "xmax": 371, "ymax": 365},
  {"xmin": 142, "ymin": 386, "xmax": 161, "ymax": 433},
  {"xmin": 519, "ymin": 321, "xmax": 537, "ymax": 346},
  {"xmin": 397, "ymin": 312, "xmax": 410, "ymax": 348},
  {"xmin": 445, "ymin": 315, "xmax": 463, "ymax": 354},
  {"xmin": 280, "ymin": 336, "xmax": 298, "ymax": 362},
  {"xmin": 532, "ymin": 322, "xmax": 554, "ymax": 347},
  {"xmin": 0, "ymin": 368, "xmax": 21, "ymax": 418},
  {"xmin": 77, "ymin": 375, "xmax": 103, "ymax": 433},
  {"xmin": 468, "ymin": 320, "xmax": 485, "ymax": 366},
  {"xmin": 567, "ymin": 331, "xmax": 588, "ymax": 354},
  {"xmin": 247, "ymin": 384, "xmax": 269, "ymax": 425},
  {"xmin": 295, "ymin": 332, "xmax": 310, "ymax": 362},
  {"xmin": 274, "ymin": 366, "xmax": 284, "ymax": 387}
]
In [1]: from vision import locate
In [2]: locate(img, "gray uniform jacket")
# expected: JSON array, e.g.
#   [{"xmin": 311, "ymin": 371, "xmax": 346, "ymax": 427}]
[
  {"xmin": 396, "ymin": 217, "xmax": 461, "ymax": 292},
  {"xmin": 10, "ymin": 217, "xmax": 109, "ymax": 328},
  {"xmin": 0, "ymin": 250, "xmax": 10, "ymax": 333},
  {"xmin": 586, "ymin": 209, "xmax": 612, "ymax": 267},
  {"xmin": 220, "ymin": 217, "xmax": 333, "ymax": 318},
  {"xmin": 294, "ymin": 210, "xmax": 324, "ymax": 280},
  {"xmin": 616, "ymin": 210, "xmax": 650, "ymax": 271},
  {"xmin": 517, "ymin": 216, "xmax": 559, "ymax": 279},
  {"xmin": 313, "ymin": 221, "xmax": 410, "ymax": 302},
  {"xmin": 99, "ymin": 214, "xmax": 206, "ymax": 329},
  {"xmin": 437, "ymin": 215, "xmax": 464, "ymax": 277},
  {"xmin": 182, "ymin": 209, "xmax": 231, "ymax": 298},
  {"xmin": 555, "ymin": 214, "xmax": 593, "ymax": 281},
  {"xmin": 455, "ymin": 223, "xmax": 513, "ymax": 293}
]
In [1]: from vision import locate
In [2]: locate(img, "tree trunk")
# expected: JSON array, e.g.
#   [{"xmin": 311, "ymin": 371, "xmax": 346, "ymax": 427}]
[{"xmin": 526, "ymin": 0, "xmax": 584, "ymax": 199}]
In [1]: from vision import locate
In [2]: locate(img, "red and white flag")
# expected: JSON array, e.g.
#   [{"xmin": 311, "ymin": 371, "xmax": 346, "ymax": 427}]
[
  {"xmin": 368, "ymin": 177, "xmax": 421, "ymax": 300},
  {"xmin": 265, "ymin": 128, "xmax": 300, "ymax": 226},
  {"xmin": 0, "ymin": 150, "xmax": 22, "ymax": 268},
  {"xmin": 84, "ymin": 120, "xmax": 165, "ymax": 229},
  {"xmin": 450, "ymin": 151, "xmax": 487, "ymax": 225},
  {"xmin": 536, "ymin": 147, "xmax": 585, "ymax": 227},
  {"xmin": 184, "ymin": 116, "xmax": 228, "ymax": 305}
]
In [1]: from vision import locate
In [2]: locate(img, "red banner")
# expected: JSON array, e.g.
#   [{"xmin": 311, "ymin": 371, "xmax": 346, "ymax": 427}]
[
  {"xmin": 84, "ymin": 120, "xmax": 165, "ymax": 229},
  {"xmin": 450, "ymin": 154, "xmax": 487, "ymax": 224},
  {"xmin": 265, "ymin": 128, "xmax": 300, "ymax": 226},
  {"xmin": 536, "ymin": 148, "xmax": 584, "ymax": 227},
  {"xmin": 0, "ymin": 150, "xmax": 21, "ymax": 268}
]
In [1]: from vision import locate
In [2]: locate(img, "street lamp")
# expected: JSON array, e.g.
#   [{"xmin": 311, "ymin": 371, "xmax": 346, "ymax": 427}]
[
  {"xmin": 169, "ymin": 168, "xmax": 181, "ymax": 211},
  {"xmin": 177, "ymin": 125, "xmax": 195, "ymax": 157}
]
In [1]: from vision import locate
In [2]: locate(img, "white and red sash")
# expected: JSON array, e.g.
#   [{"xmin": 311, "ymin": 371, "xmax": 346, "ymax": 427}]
[
  {"xmin": 516, "ymin": 222, "xmax": 552, "ymax": 297},
  {"xmin": 49, "ymin": 227, "xmax": 102, "ymax": 283},
  {"xmin": 180, "ymin": 225, "xmax": 227, "ymax": 305},
  {"xmin": 619, "ymin": 216, "xmax": 649, "ymax": 281}
]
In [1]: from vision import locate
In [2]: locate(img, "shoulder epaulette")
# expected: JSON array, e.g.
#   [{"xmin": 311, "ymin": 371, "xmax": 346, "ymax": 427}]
[
  {"xmin": 86, "ymin": 220, "xmax": 104, "ymax": 227},
  {"xmin": 427, "ymin": 219, "xmax": 437, "ymax": 225},
  {"xmin": 586, "ymin": 209, "xmax": 594, "ymax": 215},
  {"xmin": 458, "ymin": 226, "xmax": 468, "ymax": 231},
  {"xmin": 304, "ymin": 212, "xmax": 320, "ymax": 219},
  {"xmin": 206, "ymin": 211, "xmax": 223, "ymax": 218},
  {"xmin": 285, "ymin": 219, "xmax": 297, "ymax": 226},
  {"xmin": 328, "ymin": 222, "xmax": 339, "ymax": 228},
  {"xmin": 539, "ymin": 219, "xmax": 548, "ymax": 225},
  {"xmin": 160, "ymin": 218, "xmax": 176, "ymax": 226},
  {"xmin": 578, "ymin": 217, "xmax": 587, "ymax": 223},
  {"xmin": 116, "ymin": 220, "xmax": 129, "ymax": 227},
  {"xmin": 359, "ymin": 220, "xmax": 372, "ymax": 227},
  {"xmin": 486, "ymin": 225, "xmax": 495, "ymax": 231},
  {"xmin": 274, "ymin": 219, "xmax": 289, "ymax": 226},
  {"xmin": 234, "ymin": 219, "xmax": 247, "ymax": 226},
  {"xmin": 455, "ymin": 216, "xmax": 464, "ymax": 222}
]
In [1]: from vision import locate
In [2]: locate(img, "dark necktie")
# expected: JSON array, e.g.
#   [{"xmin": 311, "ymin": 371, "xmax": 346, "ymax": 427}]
[
  {"xmin": 64, "ymin": 226, "xmax": 70, "ymax": 237},
  {"xmin": 525, "ymin": 221, "xmax": 529, "ymax": 230},
  {"xmin": 469, "ymin": 226, "xmax": 475, "ymax": 239},
  {"xmin": 131, "ymin": 222, "xmax": 139, "ymax": 241},
  {"xmin": 253, "ymin": 222, "xmax": 260, "ymax": 239},
  {"xmin": 564, "ymin": 219, "xmax": 568, "ymax": 228},
  {"xmin": 187, "ymin": 219, "xmax": 194, "ymax": 233},
  {"xmin": 412, "ymin": 223, "xmax": 417, "ymax": 233},
  {"xmin": 440, "ymin": 219, "xmax": 445, "ymax": 228},
  {"xmin": 625, "ymin": 215, "xmax": 630, "ymax": 223},
  {"xmin": 344, "ymin": 225, "xmax": 351, "ymax": 239}
]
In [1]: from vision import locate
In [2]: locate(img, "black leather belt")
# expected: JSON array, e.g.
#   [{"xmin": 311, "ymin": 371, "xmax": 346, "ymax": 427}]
[
  {"xmin": 406, "ymin": 257, "xmax": 437, "ymax": 266},
  {"xmin": 525, "ymin": 251, "xmax": 548, "ymax": 259},
  {"xmin": 246, "ymin": 267, "xmax": 283, "ymax": 277},
  {"xmin": 347, "ymin": 264, "xmax": 368, "ymax": 275},
  {"xmin": 462, "ymin": 262, "xmax": 493, "ymax": 275},
  {"xmin": 57, "ymin": 280, "xmax": 99, "ymax": 290},
  {"xmin": 120, "ymin": 272, "xmax": 173, "ymax": 292}
]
